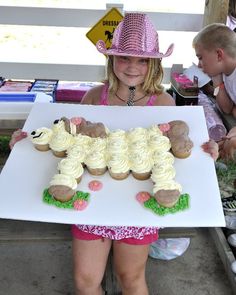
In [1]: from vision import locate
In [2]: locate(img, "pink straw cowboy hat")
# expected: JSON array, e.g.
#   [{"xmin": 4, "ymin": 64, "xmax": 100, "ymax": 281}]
[{"xmin": 96, "ymin": 12, "xmax": 174, "ymax": 58}]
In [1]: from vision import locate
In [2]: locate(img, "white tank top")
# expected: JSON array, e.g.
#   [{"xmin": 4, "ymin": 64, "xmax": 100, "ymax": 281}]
[{"xmin": 223, "ymin": 67, "xmax": 236, "ymax": 104}]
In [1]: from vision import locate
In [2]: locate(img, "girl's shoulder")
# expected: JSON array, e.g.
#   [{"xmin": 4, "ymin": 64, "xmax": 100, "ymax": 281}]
[
  {"xmin": 80, "ymin": 84, "xmax": 105, "ymax": 105},
  {"xmin": 152, "ymin": 91, "xmax": 175, "ymax": 106}
]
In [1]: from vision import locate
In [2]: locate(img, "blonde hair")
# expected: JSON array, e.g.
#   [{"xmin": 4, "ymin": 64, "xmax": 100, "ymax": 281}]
[
  {"xmin": 104, "ymin": 56, "xmax": 164, "ymax": 95},
  {"xmin": 192, "ymin": 23, "xmax": 236, "ymax": 58}
]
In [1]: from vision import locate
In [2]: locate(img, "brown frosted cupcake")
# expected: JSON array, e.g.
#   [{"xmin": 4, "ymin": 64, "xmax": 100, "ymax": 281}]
[
  {"xmin": 153, "ymin": 180, "xmax": 182, "ymax": 208},
  {"xmin": 48, "ymin": 174, "xmax": 77, "ymax": 202}
]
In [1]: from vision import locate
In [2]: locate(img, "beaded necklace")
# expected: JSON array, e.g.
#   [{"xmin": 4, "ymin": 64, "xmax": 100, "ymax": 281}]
[{"xmin": 115, "ymin": 86, "xmax": 147, "ymax": 106}]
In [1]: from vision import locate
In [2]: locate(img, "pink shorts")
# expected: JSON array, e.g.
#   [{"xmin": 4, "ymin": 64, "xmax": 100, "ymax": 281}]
[{"xmin": 71, "ymin": 225, "xmax": 158, "ymax": 245}]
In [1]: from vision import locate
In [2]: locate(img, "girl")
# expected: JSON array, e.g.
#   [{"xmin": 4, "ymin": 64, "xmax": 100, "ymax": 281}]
[{"xmin": 72, "ymin": 12, "xmax": 175, "ymax": 295}]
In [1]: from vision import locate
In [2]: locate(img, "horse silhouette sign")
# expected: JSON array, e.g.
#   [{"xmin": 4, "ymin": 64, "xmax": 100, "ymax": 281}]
[{"xmin": 86, "ymin": 8, "xmax": 123, "ymax": 51}]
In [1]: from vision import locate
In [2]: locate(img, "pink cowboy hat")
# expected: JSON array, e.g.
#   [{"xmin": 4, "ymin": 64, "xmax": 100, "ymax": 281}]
[{"xmin": 96, "ymin": 12, "xmax": 174, "ymax": 59}]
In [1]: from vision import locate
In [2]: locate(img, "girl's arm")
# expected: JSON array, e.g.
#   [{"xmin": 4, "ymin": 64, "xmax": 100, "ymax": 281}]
[
  {"xmin": 154, "ymin": 91, "xmax": 175, "ymax": 106},
  {"xmin": 81, "ymin": 85, "xmax": 103, "ymax": 105}
]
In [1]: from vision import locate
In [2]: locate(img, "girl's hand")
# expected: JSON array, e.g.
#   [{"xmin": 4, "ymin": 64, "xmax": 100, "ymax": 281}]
[
  {"xmin": 9, "ymin": 129, "xmax": 28, "ymax": 150},
  {"xmin": 201, "ymin": 139, "xmax": 219, "ymax": 161},
  {"xmin": 219, "ymin": 137, "xmax": 236, "ymax": 161}
]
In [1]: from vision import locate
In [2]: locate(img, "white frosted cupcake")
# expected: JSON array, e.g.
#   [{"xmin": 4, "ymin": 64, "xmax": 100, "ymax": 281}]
[
  {"xmin": 49, "ymin": 131, "xmax": 75, "ymax": 158},
  {"xmin": 130, "ymin": 152, "xmax": 153, "ymax": 180},
  {"xmin": 151, "ymin": 163, "xmax": 176, "ymax": 184},
  {"xmin": 127, "ymin": 127, "xmax": 148, "ymax": 143},
  {"xmin": 66, "ymin": 146, "xmax": 87, "ymax": 164},
  {"xmin": 73, "ymin": 134, "xmax": 92, "ymax": 151},
  {"xmin": 84, "ymin": 151, "xmax": 107, "ymax": 176},
  {"xmin": 107, "ymin": 133, "xmax": 129, "ymax": 156},
  {"xmin": 147, "ymin": 124, "xmax": 163, "ymax": 138},
  {"xmin": 89, "ymin": 137, "xmax": 107, "ymax": 153},
  {"xmin": 30, "ymin": 127, "xmax": 53, "ymax": 151},
  {"xmin": 107, "ymin": 154, "xmax": 130, "ymax": 180},
  {"xmin": 148, "ymin": 134, "xmax": 171, "ymax": 153},
  {"xmin": 58, "ymin": 158, "xmax": 84, "ymax": 183},
  {"xmin": 108, "ymin": 129, "xmax": 126, "ymax": 140},
  {"xmin": 152, "ymin": 151, "xmax": 175, "ymax": 166}
]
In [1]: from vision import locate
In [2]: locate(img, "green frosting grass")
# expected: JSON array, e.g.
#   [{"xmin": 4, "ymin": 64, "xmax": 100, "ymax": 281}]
[
  {"xmin": 143, "ymin": 193, "xmax": 190, "ymax": 216},
  {"xmin": 43, "ymin": 188, "xmax": 90, "ymax": 209}
]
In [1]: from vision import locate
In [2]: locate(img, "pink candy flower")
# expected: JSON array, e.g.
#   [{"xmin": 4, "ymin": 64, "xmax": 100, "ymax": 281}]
[
  {"xmin": 136, "ymin": 191, "xmax": 151, "ymax": 204},
  {"xmin": 158, "ymin": 123, "xmax": 170, "ymax": 133},
  {"xmin": 73, "ymin": 199, "xmax": 88, "ymax": 210},
  {"xmin": 70, "ymin": 117, "xmax": 82, "ymax": 125},
  {"xmin": 88, "ymin": 180, "xmax": 103, "ymax": 191}
]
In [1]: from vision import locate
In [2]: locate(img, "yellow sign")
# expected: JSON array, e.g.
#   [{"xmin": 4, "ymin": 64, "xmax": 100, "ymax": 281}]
[{"xmin": 86, "ymin": 8, "xmax": 123, "ymax": 50}]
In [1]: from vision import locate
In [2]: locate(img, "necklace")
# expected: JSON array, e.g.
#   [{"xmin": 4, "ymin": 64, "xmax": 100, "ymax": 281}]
[{"xmin": 115, "ymin": 91, "xmax": 147, "ymax": 106}]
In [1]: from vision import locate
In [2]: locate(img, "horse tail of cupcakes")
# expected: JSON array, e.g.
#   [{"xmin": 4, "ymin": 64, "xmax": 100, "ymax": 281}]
[
  {"xmin": 48, "ymin": 174, "xmax": 77, "ymax": 202},
  {"xmin": 166, "ymin": 120, "xmax": 193, "ymax": 158}
]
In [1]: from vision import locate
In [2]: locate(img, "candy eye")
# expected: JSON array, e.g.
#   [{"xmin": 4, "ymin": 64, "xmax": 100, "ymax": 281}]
[
  {"xmin": 31, "ymin": 131, "xmax": 36, "ymax": 135},
  {"xmin": 54, "ymin": 119, "xmax": 59, "ymax": 124}
]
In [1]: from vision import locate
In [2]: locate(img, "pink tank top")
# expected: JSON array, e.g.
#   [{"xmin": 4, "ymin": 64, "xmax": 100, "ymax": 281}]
[
  {"xmin": 76, "ymin": 83, "xmax": 159, "ymax": 240},
  {"xmin": 100, "ymin": 82, "xmax": 157, "ymax": 106}
]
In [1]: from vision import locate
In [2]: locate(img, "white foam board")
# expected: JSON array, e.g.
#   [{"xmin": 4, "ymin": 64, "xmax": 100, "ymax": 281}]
[{"xmin": 0, "ymin": 103, "xmax": 225, "ymax": 227}]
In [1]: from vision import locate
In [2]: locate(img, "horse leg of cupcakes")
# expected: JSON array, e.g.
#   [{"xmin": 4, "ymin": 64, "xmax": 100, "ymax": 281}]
[
  {"xmin": 166, "ymin": 120, "xmax": 193, "ymax": 159},
  {"xmin": 153, "ymin": 180, "xmax": 182, "ymax": 208},
  {"xmin": 170, "ymin": 135, "xmax": 193, "ymax": 159},
  {"xmin": 48, "ymin": 174, "xmax": 77, "ymax": 202},
  {"xmin": 154, "ymin": 189, "xmax": 181, "ymax": 208},
  {"xmin": 167, "ymin": 120, "xmax": 189, "ymax": 138}
]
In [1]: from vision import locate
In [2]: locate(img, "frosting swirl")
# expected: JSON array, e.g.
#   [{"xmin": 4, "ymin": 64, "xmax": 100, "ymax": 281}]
[
  {"xmin": 58, "ymin": 158, "xmax": 84, "ymax": 179},
  {"xmin": 130, "ymin": 152, "xmax": 153, "ymax": 173},
  {"xmin": 66, "ymin": 144, "xmax": 87, "ymax": 162},
  {"xmin": 107, "ymin": 154, "xmax": 130, "ymax": 173},
  {"xmin": 148, "ymin": 134, "xmax": 171, "ymax": 153},
  {"xmin": 49, "ymin": 173, "xmax": 77, "ymax": 190},
  {"xmin": 84, "ymin": 151, "xmax": 107, "ymax": 169},
  {"xmin": 152, "ymin": 151, "xmax": 175, "ymax": 165},
  {"xmin": 153, "ymin": 180, "xmax": 182, "ymax": 194},
  {"xmin": 49, "ymin": 131, "xmax": 75, "ymax": 152},
  {"xmin": 151, "ymin": 164, "xmax": 176, "ymax": 183}
]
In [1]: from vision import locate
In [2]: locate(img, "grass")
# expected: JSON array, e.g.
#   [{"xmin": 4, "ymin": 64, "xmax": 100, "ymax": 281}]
[
  {"xmin": 0, "ymin": 135, "xmax": 10, "ymax": 155},
  {"xmin": 216, "ymin": 160, "xmax": 236, "ymax": 199}
]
